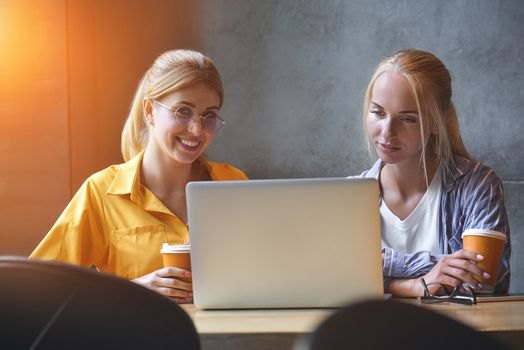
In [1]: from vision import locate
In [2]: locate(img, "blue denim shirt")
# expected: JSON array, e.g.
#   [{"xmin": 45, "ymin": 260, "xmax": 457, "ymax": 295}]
[{"xmin": 359, "ymin": 156, "xmax": 511, "ymax": 294}]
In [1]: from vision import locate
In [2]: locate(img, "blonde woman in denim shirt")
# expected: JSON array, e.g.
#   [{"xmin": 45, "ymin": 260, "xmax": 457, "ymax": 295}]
[{"xmin": 359, "ymin": 49, "xmax": 510, "ymax": 296}]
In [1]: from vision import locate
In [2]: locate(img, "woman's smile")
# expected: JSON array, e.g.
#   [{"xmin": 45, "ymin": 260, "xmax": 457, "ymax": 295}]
[{"xmin": 177, "ymin": 137, "xmax": 203, "ymax": 152}]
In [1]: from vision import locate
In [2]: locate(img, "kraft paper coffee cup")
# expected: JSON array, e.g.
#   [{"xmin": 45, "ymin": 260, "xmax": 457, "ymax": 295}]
[
  {"xmin": 462, "ymin": 229, "xmax": 506, "ymax": 293},
  {"xmin": 161, "ymin": 243, "xmax": 191, "ymax": 282}
]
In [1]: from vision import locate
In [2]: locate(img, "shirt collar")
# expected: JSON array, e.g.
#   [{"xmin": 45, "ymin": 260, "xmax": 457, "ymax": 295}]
[
  {"xmin": 105, "ymin": 152, "xmax": 217, "ymax": 215},
  {"xmin": 366, "ymin": 155, "xmax": 471, "ymax": 192},
  {"xmin": 442, "ymin": 155, "xmax": 472, "ymax": 192},
  {"xmin": 106, "ymin": 151, "xmax": 144, "ymax": 205}
]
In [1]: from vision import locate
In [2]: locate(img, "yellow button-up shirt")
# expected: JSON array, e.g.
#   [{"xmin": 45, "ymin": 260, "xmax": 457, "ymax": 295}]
[{"xmin": 30, "ymin": 152, "xmax": 247, "ymax": 279}]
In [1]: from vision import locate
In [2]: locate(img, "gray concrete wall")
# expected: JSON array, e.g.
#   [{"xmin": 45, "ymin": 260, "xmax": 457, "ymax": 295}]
[{"xmin": 198, "ymin": 0, "xmax": 524, "ymax": 292}]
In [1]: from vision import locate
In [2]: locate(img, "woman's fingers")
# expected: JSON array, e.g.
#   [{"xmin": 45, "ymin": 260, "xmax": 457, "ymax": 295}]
[
  {"xmin": 431, "ymin": 252, "xmax": 490, "ymax": 288},
  {"xmin": 173, "ymin": 297, "xmax": 194, "ymax": 304},
  {"xmin": 157, "ymin": 286, "xmax": 193, "ymax": 298},
  {"xmin": 133, "ymin": 268, "xmax": 193, "ymax": 301},
  {"xmin": 422, "ymin": 247, "xmax": 495, "ymax": 296},
  {"xmin": 441, "ymin": 264, "xmax": 481, "ymax": 287},
  {"xmin": 453, "ymin": 258, "xmax": 489, "ymax": 279},
  {"xmin": 154, "ymin": 276, "xmax": 193, "ymax": 291},
  {"xmin": 156, "ymin": 266, "xmax": 192, "ymax": 280},
  {"xmin": 444, "ymin": 251, "xmax": 490, "ymax": 280},
  {"xmin": 449, "ymin": 248, "xmax": 484, "ymax": 261}
]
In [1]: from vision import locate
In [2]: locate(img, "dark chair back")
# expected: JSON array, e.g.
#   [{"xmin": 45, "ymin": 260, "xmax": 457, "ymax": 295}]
[
  {"xmin": 0, "ymin": 256, "xmax": 200, "ymax": 349},
  {"xmin": 296, "ymin": 299, "xmax": 510, "ymax": 350}
]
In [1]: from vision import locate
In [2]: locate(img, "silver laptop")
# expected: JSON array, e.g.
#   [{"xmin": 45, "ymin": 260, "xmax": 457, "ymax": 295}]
[{"xmin": 186, "ymin": 177, "xmax": 383, "ymax": 309}]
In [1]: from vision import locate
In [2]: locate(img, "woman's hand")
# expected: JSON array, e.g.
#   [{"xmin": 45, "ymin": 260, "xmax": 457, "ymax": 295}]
[
  {"xmin": 421, "ymin": 249, "xmax": 490, "ymax": 295},
  {"xmin": 132, "ymin": 267, "xmax": 193, "ymax": 303}
]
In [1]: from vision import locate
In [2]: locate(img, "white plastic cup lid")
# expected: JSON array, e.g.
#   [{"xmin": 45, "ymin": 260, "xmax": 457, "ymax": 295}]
[
  {"xmin": 161, "ymin": 243, "xmax": 191, "ymax": 253},
  {"xmin": 461, "ymin": 228, "xmax": 507, "ymax": 242}
]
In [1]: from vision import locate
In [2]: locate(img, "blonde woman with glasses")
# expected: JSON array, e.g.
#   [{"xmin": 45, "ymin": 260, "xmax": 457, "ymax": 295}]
[
  {"xmin": 31, "ymin": 50, "xmax": 247, "ymax": 303},
  {"xmin": 359, "ymin": 49, "xmax": 510, "ymax": 296}
]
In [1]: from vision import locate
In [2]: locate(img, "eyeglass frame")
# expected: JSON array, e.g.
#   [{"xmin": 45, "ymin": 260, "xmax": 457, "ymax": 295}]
[
  {"xmin": 149, "ymin": 99, "xmax": 226, "ymax": 133},
  {"xmin": 419, "ymin": 278, "xmax": 477, "ymax": 305}
]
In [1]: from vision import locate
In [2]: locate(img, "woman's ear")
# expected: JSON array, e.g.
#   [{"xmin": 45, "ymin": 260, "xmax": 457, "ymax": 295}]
[{"xmin": 143, "ymin": 98, "xmax": 155, "ymax": 126}]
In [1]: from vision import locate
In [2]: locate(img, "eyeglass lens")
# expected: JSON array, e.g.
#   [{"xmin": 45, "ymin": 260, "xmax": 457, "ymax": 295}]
[{"xmin": 175, "ymin": 107, "xmax": 221, "ymax": 133}]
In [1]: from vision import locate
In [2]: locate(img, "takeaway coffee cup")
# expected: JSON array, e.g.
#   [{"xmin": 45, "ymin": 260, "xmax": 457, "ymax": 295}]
[
  {"xmin": 462, "ymin": 229, "xmax": 507, "ymax": 293},
  {"xmin": 161, "ymin": 243, "xmax": 191, "ymax": 282}
]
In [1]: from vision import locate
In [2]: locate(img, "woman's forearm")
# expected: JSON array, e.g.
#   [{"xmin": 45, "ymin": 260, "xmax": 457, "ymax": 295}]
[{"xmin": 386, "ymin": 278, "xmax": 423, "ymax": 297}]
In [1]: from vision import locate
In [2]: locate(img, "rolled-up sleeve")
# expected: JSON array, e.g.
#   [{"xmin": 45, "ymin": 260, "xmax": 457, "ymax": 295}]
[
  {"xmin": 382, "ymin": 247, "xmax": 437, "ymax": 278},
  {"xmin": 382, "ymin": 247, "xmax": 442, "ymax": 290}
]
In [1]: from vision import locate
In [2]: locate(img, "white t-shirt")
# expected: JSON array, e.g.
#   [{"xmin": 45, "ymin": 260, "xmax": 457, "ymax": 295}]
[{"xmin": 380, "ymin": 168, "xmax": 441, "ymax": 256}]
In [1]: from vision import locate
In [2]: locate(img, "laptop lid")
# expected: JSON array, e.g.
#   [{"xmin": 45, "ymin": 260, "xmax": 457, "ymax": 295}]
[{"xmin": 186, "ymin": 177, "xmax": 383, "ymax": 309}]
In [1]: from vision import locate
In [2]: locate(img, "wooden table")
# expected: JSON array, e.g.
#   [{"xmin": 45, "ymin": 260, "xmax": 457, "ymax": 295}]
[{"xmin": 181, "ymin": 300, "xmax": 524, "ymax": 350}]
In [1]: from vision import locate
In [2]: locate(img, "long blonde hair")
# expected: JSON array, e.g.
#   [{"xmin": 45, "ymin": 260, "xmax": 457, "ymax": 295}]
[
  {"xmin": 121, "ymin": 49, "xmax": 224, "ymax": 161},
  {"xmin": 362, "ymin": 49, "xmax": 469, "ymax": 180}
]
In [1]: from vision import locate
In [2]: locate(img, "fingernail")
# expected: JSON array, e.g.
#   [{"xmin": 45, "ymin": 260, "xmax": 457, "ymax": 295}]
[
  {"xmin": 477, "ymin": 283, "xmax": 484, "ymax": 290},
  {"xmin": 188, "ymin": 292, "xmax": 193, "ymax": 297},
  {"xmin": 476, "ymin": 254, "xmax": 484, "ymax": 260},
  {"xmin": 184, "ymin": 271, "xmax": 192, "ymax": 277},
  {"xmin": 483, "ymin": 272, "xmax": 491, "ymax": 279}
]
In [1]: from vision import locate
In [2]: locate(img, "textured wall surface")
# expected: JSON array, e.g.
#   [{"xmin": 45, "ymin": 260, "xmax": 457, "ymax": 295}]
[
  {"xmin": 0, "ymin": 1, "xmax": 70, "ymax": 255},
  {"xmin": 198, "ymin": 0, "xmax": 524, "ymax": 292}
]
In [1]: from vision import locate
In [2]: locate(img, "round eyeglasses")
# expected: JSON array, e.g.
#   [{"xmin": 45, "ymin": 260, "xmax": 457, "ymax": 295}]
[{"xmin": 151, "ymin": 99, "xmax": 226, "ymax": 133}]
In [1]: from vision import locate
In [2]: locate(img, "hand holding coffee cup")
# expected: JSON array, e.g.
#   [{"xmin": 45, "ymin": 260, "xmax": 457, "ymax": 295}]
[
  {"xmin": 462, "ymin": 229, "xmax": 507, "ymax": 293},
  {"xmin": 161, "ymin": 243, "xmax": 192, "ymax": 282},
  {"xmin": 131, "ymin": 262, "xmax": 192, "ymax": 302}
]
